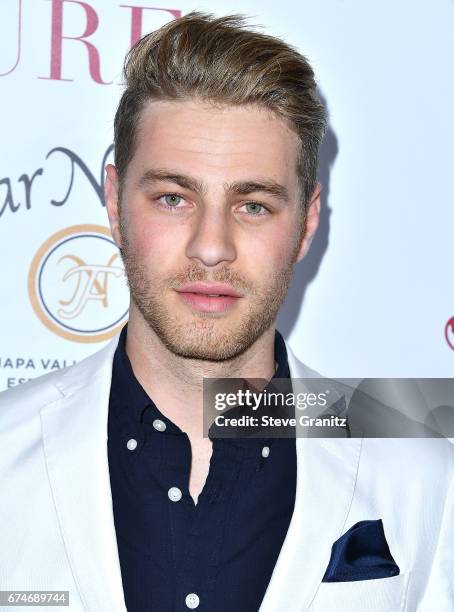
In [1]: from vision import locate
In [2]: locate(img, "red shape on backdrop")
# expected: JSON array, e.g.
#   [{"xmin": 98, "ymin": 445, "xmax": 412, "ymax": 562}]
[{"xmin": 445, "ymin": 317, "xmax": 454, "ymax": 351}]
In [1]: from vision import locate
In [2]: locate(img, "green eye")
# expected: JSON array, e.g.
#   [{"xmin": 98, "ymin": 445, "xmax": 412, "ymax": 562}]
[
  {"xmin": 164, "ymin": 194, "xmax": 182, "ymax": 207},
  {"xmin": 245, "ymin": 202, "xmax": 264, "ymax": 215}
]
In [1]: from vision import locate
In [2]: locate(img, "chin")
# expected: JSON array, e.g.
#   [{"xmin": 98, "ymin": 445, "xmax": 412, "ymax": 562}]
[{"xmin": 156, "ymin": 326, "xmax": 251, "ymax": 362}]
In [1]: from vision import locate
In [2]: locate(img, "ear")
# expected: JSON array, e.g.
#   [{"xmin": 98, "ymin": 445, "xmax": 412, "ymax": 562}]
[
  {"xmin": 104, "ymin": 164, "xmax": 122, "ymax": 248},
  {"xmin": 295, "ymin": 182, "xmax": 321, "ymax": 263}
]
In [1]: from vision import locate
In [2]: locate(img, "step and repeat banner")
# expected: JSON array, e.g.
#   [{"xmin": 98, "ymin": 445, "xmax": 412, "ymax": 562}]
[{"xmin": 1, "ymin": 0, "xmax": 453, "ymax": 391}]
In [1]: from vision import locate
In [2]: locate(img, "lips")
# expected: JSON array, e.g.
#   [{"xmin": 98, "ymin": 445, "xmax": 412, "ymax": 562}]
[
  {"xmin": 176, "ymin": 283, "xmax": 244, "ymax": 297},
  {"xmin": 175, "ymin": 283, "xmax": 244, "ymax": 313}
]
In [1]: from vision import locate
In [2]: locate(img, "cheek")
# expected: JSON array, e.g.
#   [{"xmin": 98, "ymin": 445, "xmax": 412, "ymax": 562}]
[
  {"xmin": 235, "ymin": 222, "xmax": 298, "ymax": 291},
  {"xmin": 241, "ymin": 220, "xmax": 298, "ymax": 267},
  {"xmin": 123, "ymin": 207, "xmax": 184, "ymax": 264}
]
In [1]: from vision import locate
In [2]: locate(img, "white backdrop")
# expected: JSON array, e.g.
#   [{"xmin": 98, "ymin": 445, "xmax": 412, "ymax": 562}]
[{"xmin": 1, "ymin": 0, "xmax": 453, "ymax": 391}]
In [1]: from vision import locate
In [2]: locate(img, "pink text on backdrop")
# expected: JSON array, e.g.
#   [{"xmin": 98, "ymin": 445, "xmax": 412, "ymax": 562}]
[{"xmin": 0, "ymin": 0, "xmax": 181, "ymax": 82}]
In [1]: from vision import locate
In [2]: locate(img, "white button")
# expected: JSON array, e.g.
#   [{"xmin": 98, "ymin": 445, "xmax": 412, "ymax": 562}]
[
  {"xmin": 168, "ymin": 486, "xmax": 182, "ymax": 502},
  {"xmin": 126, "ymin": 438, "xmax": 137, "ymax": 451},
  {"xmin": 185, "ymin": 593, "xmax": 200, "ymax": 609},
  {"xmin": 261, "ymin": 446, "xmax": 270, "ymax": 458},
  {"xmin": 153, "ymin": 419, "xmax": 166, "ymax": 432}
]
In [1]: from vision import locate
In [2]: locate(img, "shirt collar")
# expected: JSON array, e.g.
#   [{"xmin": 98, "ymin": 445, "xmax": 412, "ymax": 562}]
[{"xmin": 111, "ymin": 323, "xmax": 290, "ymax": 428}]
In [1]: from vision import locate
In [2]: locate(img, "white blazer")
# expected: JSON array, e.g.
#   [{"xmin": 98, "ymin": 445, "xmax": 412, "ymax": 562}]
[{"xmin": 0, "ymin": 335, "xmax": 453, "ymax": 612}]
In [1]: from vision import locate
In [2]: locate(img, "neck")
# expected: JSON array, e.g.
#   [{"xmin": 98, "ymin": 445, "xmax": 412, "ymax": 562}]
[{"xmin": 125, "ymin": 304, "xmax": 277, "ymax": 438}]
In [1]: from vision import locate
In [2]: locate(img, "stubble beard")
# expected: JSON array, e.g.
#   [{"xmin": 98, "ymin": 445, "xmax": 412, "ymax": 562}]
[{"xmin": 119, "ymin": 219, "xmax": 303, "ymax": 362}]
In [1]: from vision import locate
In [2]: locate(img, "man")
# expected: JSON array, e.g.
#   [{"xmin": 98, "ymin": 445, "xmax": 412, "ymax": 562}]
[{"xmin": 0, "ymin": 11, "xmax": 452, "ymax": 612}]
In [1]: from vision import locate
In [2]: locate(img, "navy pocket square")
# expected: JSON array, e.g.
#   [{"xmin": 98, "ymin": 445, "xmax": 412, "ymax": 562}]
[{"xmin": 322, "ymin": 519, "xmax": 400, "ymax": 583}]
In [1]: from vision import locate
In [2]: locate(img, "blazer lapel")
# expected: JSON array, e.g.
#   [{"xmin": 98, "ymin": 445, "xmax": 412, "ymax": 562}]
[
  {"xmin": 259, "ymin": 345, "xmax": 363, "ymax": 611},
  {"xmin": 38, "ymin": 336, "xmax": 362, "ymax": 612},
  {"xmin": 40, "ymin": 336, "xmax": 126, "ymax": 612}
]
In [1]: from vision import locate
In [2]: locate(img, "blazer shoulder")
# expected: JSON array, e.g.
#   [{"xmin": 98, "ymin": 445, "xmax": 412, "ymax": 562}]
[
  {"xmin": 0, "ymin": 367, "xmax": 65, "ymax": 410},
  {"xmin": 0, "ymin": 335, "xmax": 119, "ymax": 432},
  {"xmin": 362, "ymin": 436, "xmax": 454, "ymax": 489}
]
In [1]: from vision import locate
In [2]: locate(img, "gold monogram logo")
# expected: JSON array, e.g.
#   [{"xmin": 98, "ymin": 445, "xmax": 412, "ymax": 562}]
[
  {"xmin": 56, "ymin": 253, "xmax": 123, "ymax": 320},
  {"xmin": 28, "ymin": 225, "xmax": 129, "ymax": 343}
]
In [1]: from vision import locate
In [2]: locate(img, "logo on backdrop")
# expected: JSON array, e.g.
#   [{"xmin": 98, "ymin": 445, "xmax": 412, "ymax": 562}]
[
  {"xmin": 28, "ymin": 224, "xmax": 129, "ymax": 343},
  {"xmin": 445, "ymin": 317, "xmax": 454, "ymax": 352}
]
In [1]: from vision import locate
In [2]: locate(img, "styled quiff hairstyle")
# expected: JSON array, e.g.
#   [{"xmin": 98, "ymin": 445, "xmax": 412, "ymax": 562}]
[{"xmin": 114, "ymin": 11, "xmax": 326, "ymax": 209}]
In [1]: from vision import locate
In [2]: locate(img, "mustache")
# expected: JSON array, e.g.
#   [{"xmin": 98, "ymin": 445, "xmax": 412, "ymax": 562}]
[
  {"xmin": 119, "ymin": 240, "xmax": 256, "ymax": 294},
  {"xmin": 166, "ymin": 264, "xmax": 252, "ymax": 294}
]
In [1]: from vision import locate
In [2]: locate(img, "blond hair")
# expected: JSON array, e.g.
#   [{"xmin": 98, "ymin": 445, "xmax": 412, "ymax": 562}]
[{"xmin": 114, "ymin": 11, "xmax": 326, "ymax": 208}]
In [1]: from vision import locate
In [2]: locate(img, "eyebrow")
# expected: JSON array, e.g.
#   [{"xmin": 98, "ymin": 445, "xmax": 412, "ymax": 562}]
[{"xmin": 137, "ymin": 168, "xmax": 290, "ymax": 203}]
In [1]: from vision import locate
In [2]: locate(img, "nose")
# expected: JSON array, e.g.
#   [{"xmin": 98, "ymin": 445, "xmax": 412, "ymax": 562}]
[{"xmin": 185, "ymin": 204, "xmax": 236, "ymax": 267}]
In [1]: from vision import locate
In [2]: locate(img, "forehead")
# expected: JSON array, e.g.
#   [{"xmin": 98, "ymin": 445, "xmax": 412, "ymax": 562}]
[{"xmin": 130, "ymin": 98, "xmax": 300, "ymax": 187}]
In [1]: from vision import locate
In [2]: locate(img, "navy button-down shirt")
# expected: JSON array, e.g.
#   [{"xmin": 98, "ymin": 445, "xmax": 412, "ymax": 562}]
[{"xmin": 107, "ymin": 325, "xmax": 296, "ymax": 611}]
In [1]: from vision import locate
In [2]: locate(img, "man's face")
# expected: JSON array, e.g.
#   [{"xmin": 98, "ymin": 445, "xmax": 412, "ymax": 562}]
[{"xmin": 105, "ymin": 99, "xmax": 320, "ymax": 361}]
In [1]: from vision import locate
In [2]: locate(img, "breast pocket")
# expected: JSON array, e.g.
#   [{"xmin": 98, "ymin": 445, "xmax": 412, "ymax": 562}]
[{"xmin": 308, "ymin": 572, "xmax": 410, "ymax": 612}]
